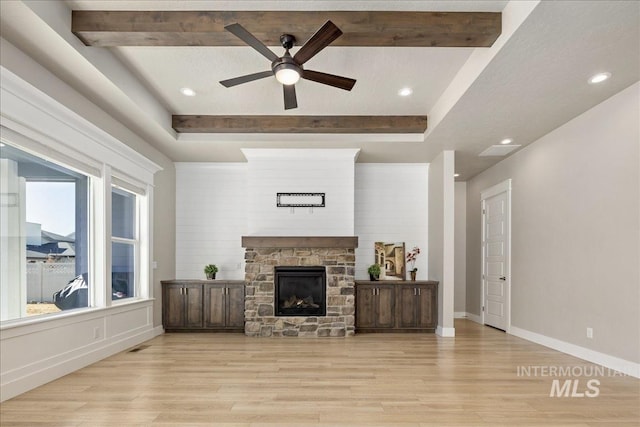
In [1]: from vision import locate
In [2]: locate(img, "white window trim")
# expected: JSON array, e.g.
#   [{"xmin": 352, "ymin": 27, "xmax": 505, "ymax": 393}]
[
  {"xmin": 111, "ymin": 184, "xmax": 141, "ymax": 303},
  {"xmin": 1, "ymin": 67, "xmax": 161, "ymax": 183}
]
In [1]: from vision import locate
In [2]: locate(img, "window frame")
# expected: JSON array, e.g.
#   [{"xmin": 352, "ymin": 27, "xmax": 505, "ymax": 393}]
[
  {"xmin": 110, "ymin": 185, "xmax": 141, "ymax": 303},
  {"xmin": 0, "ymin": 141, "xmax": 94, "ymax": 321}
]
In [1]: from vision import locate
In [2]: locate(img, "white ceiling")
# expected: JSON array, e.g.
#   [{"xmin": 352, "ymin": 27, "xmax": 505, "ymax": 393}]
[
  {"xmin": 115, "ymin": 46, "xmax": 472, "ymax": 115},
  {"xmin": 1, "ymin": 0, "xmax": 638, "ymax": 180}
]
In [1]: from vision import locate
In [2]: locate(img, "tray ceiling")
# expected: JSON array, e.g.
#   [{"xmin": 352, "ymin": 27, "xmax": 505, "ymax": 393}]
[{"xmin": 0, "ymin": 0, "xmax": 637, "ymax": 180}]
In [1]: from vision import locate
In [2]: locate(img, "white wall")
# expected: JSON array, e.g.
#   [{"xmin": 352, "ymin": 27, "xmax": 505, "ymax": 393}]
[
  {"xmin": 428, "ymin": 151, "xmax": 456, "ymax": 336},
  {"xmin": 243, "ymin": 149, "xmax": 358, "ymax": 236},
  {"xmin": 454, "ymin": 182, "xmax": 467, "ymax": 314},
  {"xmin": 175, "ymin": 163, "xmax": 247, "ymax": 280},
  {"xmin": 466, "ymin": 82, "xmax": 640, "ymax": 367},
  {"xmin": 354, "ymin": 164, "xmax": 428, "ymax": 280},
  {"xmin": 175, "ymin": 161, "xmax": 431, "ymax": 281}
]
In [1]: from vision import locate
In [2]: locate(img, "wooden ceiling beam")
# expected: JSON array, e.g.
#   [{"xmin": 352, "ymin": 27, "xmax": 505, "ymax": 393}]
[
  {"xmin": 172, "ymin": 115, "xmax": 428, "ymax": 134},
  {"xmin": 72, "ymin": 11, "xmax": 501, "ymax": 47}
]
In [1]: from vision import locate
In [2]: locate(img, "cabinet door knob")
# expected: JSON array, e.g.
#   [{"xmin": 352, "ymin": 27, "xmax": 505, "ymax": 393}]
[{"xmin": 499, "ymin": 276, "xmax": 506, "ymax": 281}]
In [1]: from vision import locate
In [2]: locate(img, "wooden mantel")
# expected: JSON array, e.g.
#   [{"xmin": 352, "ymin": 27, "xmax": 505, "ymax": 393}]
[{"xmin": 241, "ymin": 236, "xmax": 358, "ymax": 249}]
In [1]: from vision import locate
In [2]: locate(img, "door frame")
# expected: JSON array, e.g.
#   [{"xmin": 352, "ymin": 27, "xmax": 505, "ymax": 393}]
[{"xmin": 480, "ymin": 179, "xmax": 512, "ymax": 333}]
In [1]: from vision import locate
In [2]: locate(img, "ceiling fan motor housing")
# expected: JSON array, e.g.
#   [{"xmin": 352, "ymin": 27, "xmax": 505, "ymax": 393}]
[
  {"xmin": 280, "ymin": 34, "xmax": 296, "ymax": 50},
  {"xmin": 272, "ymin": 49, "xmax": 302, "ymax": 85}
]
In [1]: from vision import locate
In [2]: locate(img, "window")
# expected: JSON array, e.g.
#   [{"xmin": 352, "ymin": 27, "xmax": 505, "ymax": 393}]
[
  {"xmin": 0, "ymin": 143, "xmax": 89, "ymax": 321},
  {"xmin": 1, "ymin": 69, "xmax": 160, "ymax": 328},
  {"xmin": 111, "ymin": 187, "xmax": 138, "ymax": 300}
]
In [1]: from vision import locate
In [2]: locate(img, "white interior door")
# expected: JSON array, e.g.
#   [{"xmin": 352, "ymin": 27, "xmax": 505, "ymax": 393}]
[{"xmin": 481, "ymin": 181, "xmax": 511, "ymax": 331}]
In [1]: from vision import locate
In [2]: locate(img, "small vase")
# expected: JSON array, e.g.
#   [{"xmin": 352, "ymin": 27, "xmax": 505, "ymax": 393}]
[
  {"xmin": 369, "ymin": 274, "xmax": 379, "ymax": 281},
  {"xmin": 410, "ymin": 271, "xmax": 417, "ymax": 281},
  {"xmin": 206, "ymin": 273, "xmax": 216, "ymax": 280}
]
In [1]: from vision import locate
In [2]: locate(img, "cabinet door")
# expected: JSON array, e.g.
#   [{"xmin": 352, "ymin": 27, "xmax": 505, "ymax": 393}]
[
  {"xmin": 375, "ymin": 285, "xmax": 395, "ymax": 328},
  {"xmin": 416, "ymin": 284, "xmax": 436, "ymax": 328},
  {"xmin": 184, "ymin": 284, "xmax": 204, "ymax": 328},
  {"xmin": 356, "ymin": 285, "xmax": 377, "ymax": 328},
  {"xmin": 396, "ymin": 285, "xmax": 418, "ymax": 328},
  {"xmin": 164, "ymin": 284, "xmax": 186, "ymax": 329},
  {"xmin": 226, "ymin": 285, "xmax": 245, "ymax": 328},
  {"xmin": 204, "ymin": 284, "xmax": 226, "ymax": 328}
]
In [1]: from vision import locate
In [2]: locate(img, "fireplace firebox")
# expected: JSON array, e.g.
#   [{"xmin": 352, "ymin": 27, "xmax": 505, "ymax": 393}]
[{"xmin": 274, "ymin": 266, "xmax": 326, "ymax": 317}]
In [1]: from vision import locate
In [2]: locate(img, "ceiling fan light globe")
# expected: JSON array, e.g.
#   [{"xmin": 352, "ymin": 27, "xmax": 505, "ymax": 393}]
[{"xmin": 275, "ymin": 67, "xmax": 300, "ymax": 85}]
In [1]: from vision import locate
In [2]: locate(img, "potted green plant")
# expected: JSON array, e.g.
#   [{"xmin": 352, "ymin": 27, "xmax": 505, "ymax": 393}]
[
  {"xmin": 204, "ymin": 264, "xmax": 218, "ymax": 280},
  {"xmin": 367, "ymin": 263, "xmax": 381, "ymax": 281}
]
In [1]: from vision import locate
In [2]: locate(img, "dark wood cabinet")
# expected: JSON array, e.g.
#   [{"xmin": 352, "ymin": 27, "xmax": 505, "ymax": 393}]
[
  {"xmin": 162, "ymin": 280, "xmax": 245, "ymax": 332},
  {"xmin": 355, "ymin": 281, "xmax": 438, "ymax": 333},
  {"xmin": 203, "ymin": 283, "xmax": 245, "ymax": 330},
  {"xmin": 396, "ymin": 283, "xmax": 437, "ymax": 329},
  {"xmin": 163, "ymin": 282, "xmax": 204, "ymax": 330},
  {"xmin": 356, "ymin": 283, "xmax": 396, "ymax": 330}
]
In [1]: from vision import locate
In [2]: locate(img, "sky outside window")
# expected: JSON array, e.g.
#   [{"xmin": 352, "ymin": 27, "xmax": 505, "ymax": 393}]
[{"xmin": 26, "ymin": 182, "xmax": 75, "ymax": 236}]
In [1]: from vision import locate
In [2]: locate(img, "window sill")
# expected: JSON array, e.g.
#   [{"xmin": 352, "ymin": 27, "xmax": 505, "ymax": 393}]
[{"xmin": 0, "ymin": 298, "xmax": 155, "ymax": 334}]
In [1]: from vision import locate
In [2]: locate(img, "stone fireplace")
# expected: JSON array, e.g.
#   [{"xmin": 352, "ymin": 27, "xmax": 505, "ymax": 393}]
[{"xmin": 242, "ymin": 236, "xmax": 357, "ymax": 337}]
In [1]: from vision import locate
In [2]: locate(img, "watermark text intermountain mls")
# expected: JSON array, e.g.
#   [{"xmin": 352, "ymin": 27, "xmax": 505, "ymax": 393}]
[{"xmin": 516, "ymin": 365, "xmax": 629, "ymax": 398}]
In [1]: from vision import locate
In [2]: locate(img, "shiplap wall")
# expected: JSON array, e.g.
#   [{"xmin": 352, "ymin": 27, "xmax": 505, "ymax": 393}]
[
  {"xmin": 175, "ymin": 163, "xmax": 247, "ymax": 280},
  {"xmin": 243, "ymin": 149, "xmax": 357, "ymax": 236},
  {"xmin": 354, "ymin": 164, "xmax": 429, "ymax": 280},
  {"xmin": 175, "ymin": 161, "xmax": 429, "ymax": 281}
]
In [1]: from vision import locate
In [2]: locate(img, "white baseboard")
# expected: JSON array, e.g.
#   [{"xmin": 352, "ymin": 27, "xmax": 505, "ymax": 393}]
[
  {"xmin": 436, "ymin": 325, "xmax": 456, "ymax": 337},
  {"xmin": 454, "ymin": 312, "xmax": 483, "ymax": 323},
  {"xmin": 1, "ymin": 325, "xmax": 164, "ymax": 402},
  {"xmin": 465, "ymin": 312, "xmax": 482, "ymax": 324},
  {"xmin": 509, "ymin": 325, "xmax": 640, "ymax": 379}
]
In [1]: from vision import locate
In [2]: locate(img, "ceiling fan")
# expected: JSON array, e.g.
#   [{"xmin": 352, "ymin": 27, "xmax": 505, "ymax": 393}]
[{"xmin": 219, "ymin": 20, "xmax": 356, "ymax": 110}]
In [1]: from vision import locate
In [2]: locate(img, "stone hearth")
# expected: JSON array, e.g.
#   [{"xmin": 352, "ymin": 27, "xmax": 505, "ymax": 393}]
[{"xmin": 242, "ymin": 236, "xmax": 357, "ymax": 337}]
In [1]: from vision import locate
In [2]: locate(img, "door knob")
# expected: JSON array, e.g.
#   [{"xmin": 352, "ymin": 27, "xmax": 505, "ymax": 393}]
[{"xmin": 499, "ymin": 276, "xmax": 506, "ymax": 281}]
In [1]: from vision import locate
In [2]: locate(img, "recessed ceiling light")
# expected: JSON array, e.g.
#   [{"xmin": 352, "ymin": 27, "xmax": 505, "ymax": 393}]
[
  {"xmin": 588, "ymin": 72, "xmax": 611, "ymax": 84},
  {"xmin": 398, "ymin": 87, "xmax": 413, "ymax": 97},
  {"xmin": 0, "ymin": 143, "xmax": 5, "ymax": 147},
  {"xmin": 500, "ymin": 138, "xmax": 513, "ymax": 145},
  {"xmin": 454, "ymin": 173, "xmax": 460, "ymax": 178},
  {"xmin": 180, "ymin": 87, "xmax": 196, "ymax": 96}
]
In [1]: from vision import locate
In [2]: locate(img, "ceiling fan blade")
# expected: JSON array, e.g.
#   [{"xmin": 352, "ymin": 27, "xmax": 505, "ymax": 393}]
[
  {"xmin": 302, "ymin": 69, "xmax": 356, "ymax": 91},
  {"xmin": 220, "ymin": 70, "xmax": 273, "ymax": 87},
  {"xmin": 225, "ymin": 23, "xmax": 279, "ymax": 62},
  {"xmin": 293, "ymin": 20, "xmax": 342, "ymax": 65},
  {"xmin": 283, "ymin": 84, "xmax": 298, "ymax": 110}
]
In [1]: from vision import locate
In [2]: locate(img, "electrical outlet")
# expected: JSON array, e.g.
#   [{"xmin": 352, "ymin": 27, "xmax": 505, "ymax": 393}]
[
  {"xmin": 93, "ymin": 327, "xmax": 100, "ymax": 339},
  {"xmin": 152, "ymin": 261, "xmax": 158, "ymax": 269},
  {"xmin": 586, "ymin": 327, "xmax": 593, "ymax": 339}
]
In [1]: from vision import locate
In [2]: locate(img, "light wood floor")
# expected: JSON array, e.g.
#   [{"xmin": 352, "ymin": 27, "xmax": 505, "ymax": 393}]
[{"xmin": 1, "ymin": 320, "xmax": 638, "ymax": 426}]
